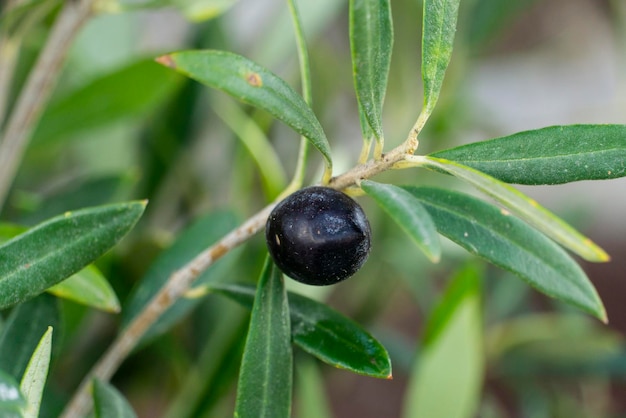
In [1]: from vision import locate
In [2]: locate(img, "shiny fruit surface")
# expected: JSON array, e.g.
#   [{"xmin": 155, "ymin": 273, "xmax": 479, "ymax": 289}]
[{"xmin": 266, "ymin": 186, "xmax": 371, "ymax": 285}]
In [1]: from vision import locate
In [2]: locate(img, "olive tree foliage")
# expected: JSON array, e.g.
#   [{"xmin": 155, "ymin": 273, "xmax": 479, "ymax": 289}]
[{"xmin": 0, "ymin": 0, "xmax": 624, "ymax": 417}]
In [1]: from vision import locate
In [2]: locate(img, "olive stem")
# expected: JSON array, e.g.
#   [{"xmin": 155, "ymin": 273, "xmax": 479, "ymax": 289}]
[
  {"xmin": 0, "ymin": 0, "xmax": 96, "ymax": 210},
  {"xmin": 59, "ymin": 202, "xmax": 277, "ymax": 418},
  {"xmin": 62, "ymin": 68, "xmax": 429, "ymax": 418}
]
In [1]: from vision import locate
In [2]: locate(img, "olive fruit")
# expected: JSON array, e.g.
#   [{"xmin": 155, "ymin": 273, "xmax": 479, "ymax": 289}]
[{"xmin": 265, "ymin": 186, "xmax": 371, "ymax": 286}]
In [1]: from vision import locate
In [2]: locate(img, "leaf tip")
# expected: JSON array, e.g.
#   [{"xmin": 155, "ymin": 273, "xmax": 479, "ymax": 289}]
[
  {"xmin": 599, "ymin": 307, "xmax": 609, "ymax": 324},
  {"xmin": 155, "ymin": 55, "xmax": 176, "ymax": 69},
  {"xmin": 385, "ymin": 372, "xmax": 393, "ymax": 380}
]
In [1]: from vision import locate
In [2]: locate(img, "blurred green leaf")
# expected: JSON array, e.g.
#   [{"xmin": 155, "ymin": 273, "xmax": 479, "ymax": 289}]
[
  {"xmin": 422, "ymin": 156, "xmax": 609, "ymax": 262},
  {"xmin": 19, "ymin": 327, "xmax": 52, "ymax": 418},
  {"xmin": 47, "ymin": 265, "xmax": 120, "ymax": 313},
  {"xmin": 295, "ymin": 357, "xmax": 333, "ymax": 418},
  {"xmin": 0, "ymin": 201, "xmax": 146, "ymax": 309},
  {"xmin": 31, "ymin": 60, "xmax": 183, "ymax": 145},
  {"xmin": 487, "ymin": 314, "xmax": 623, "ymax": 362},
  {"xmin": 0, "ymin": 370, "xmax": 25, "ymax": 416},
  {"xmin": 0, "ymin": 223, "xmax": 26, "ymax": 242},
  {"xmin": 171, "ymin": 0, "xmax": 238, "ymax": 22},
  {"xmin": 117, "ymin": 0, "xmax": 237, "ymax": 22},
  {"xmin": 122, "ymin": 210, "xmax": 240, "ymax": 344},
  {"xmin": 431, "ymin": 125, "xmax": 626, "ymax": 185},
  {"xmin": 403, "ymin": 263, "xmax": 483, "ymax": 418},
  {"xmin": 362, "ymin": 180, "xmax": 441, "ymax": 262},
  {"xmin": 0, "ymin": 0, "xmax": 60, "ymax": 37},
  {"xmin": 404, "ymin": 186, "xmax": 606, "ymax": 322},
  {"xmin": 421, "ymin": 0, "xmax": 461, "ymax": 116},
  {"xmin": 0, "ymin": 295, "xmax": 58, "ymax": 381},
  {"xmin": 212, "ymin": 99, "xmax": 287, "ymax": 199},
  {"xmin": 19, "ymin": 174, "xmax": 137, "ymax": 226},
  {"xmin": 156, "ymin": 50, "xmax": 332, "ymax": 171},
  {"xmin": 350, "ymin": 0, "xmax": 393, "ymax": 144},
  {"xmin": 234, "ymin": 259, "xmax": 292, "ymax": 418},
  {"xmin": 93, "ymin": 379, "xmax": 137, "ymax": 418},
  {"xmin": 210, "ymin": 282, "xmax": 392, "ymax": 379},
  {"xmin": 163, "ymin": 301, "xmax": 248, "ymax": 418}
]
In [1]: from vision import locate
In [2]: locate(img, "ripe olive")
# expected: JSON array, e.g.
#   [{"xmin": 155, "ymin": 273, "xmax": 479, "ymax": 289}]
[{"xmin": 265, "ymin": 186, "xmax": 371, "ymax": 286}]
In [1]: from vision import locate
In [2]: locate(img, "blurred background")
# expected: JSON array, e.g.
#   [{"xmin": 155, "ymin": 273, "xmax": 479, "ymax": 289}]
[{"xmin": 2, "ymin": 0, "xmax": 626, "ymax": 416}]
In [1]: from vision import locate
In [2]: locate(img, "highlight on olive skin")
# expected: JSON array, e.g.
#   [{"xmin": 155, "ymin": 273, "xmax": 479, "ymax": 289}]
[{"xmin": 265, "ymin": 186, "xmax": 372, "ymax": 286}]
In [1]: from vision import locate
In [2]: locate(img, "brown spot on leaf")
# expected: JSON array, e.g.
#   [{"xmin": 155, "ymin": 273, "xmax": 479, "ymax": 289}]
[
  {"xmin": 246, "ymin": 72, "xmax": 263, "ymax": 87},
  {"xmin": 155, "ymin": 55, "xmax": 176, "ymax": 69}
]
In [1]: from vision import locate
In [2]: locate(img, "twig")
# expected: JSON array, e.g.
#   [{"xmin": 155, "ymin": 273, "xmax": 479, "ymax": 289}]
[
  {"xmin": 0, "ymin": 37, "xmax": 18, "ymax": 128},
  {"xmin": 59, "ymin": 202, "xmax": 276, "ymax": 418},
  {"xmin": 59, "ymin": 122, "xmax": 423, "ymax": 417},
  {"xmin": 0, "ymin": 0, "xmax": 96, "ymax": 210}
]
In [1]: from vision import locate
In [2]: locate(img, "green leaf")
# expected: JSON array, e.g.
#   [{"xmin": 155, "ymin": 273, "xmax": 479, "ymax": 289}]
[
  {"xmin": 430, "ymin": 124, "xmax": 626, "ymax": 185},
  {"xmin": 486, "ymin": 314, "xmax": 622, "ymax": 362},
  {"xmin": 0, "ymin": 223, "xmax": 120, "ymax": 312},
  {"xmin": 19, "ymin": 174, "xmax": 136, "ymax": 226},
  {"xmin": 422, "ymin": 156, "xmax": 610, "ymax": 262},
  {"xmin": 212, "ymin": 99, "xmax": 287, "ymax": 199},
  {"xmin": 19, "ymin": 327, "xmax": 52, "ymax": 418},
  {"xmin": 421, "ymin": 0, "xmax": 461, "ymax": 116},
  {"xmin": 122, "ymin": 210, "xmax": 240, "ymax": 345},
  {"xmin": 361, "ymin": 180, "xmax": 441, "ymax": 262},
  {"xmin": 117, "ymin": 0, "xmax": 238, "ymax": 21},
  {"xmin": 350, "ymin": 0, "xmax": 393, "ymax": 143},
  {"xmin": 403, "ymin": 263, "xmax": 483, "ymax": 418},
  {"xmin": 295, "ymin": 357, "xmax": 333, "ymax": 418},
  {"xmin": 0, "ymin": 370, "xmax": 26, "ymax": 415},
  {"xmin": 0, "ymin": 201, "xmax": 146, "ymax": 309},
  {"xmin": 209, "ymin": 283, "xmax": 392, "ymax": 379},
  {"xmin": 403, "ymin": 186, "xmax": 606, "ymax": 322},
  {"xmin": 93, "ymin": 379, "xmax": 137, "ymax": 418},
  {"xmin": 31, "ymin": 60, "xmax": 183, "ymax": 145},
  {"xmin": 0, "ymin": 0, "xmax": 60, "ymax": 37},
  {"xmin": 0, "ymin": 295, "xmax": 59, "ymax": 381},
  {"xmin": 170, "ymin": 0, "xmax": 238, "ymax": 22},
  {"xmin": 234, "ymin": 259, "xmax": 292, "ymax": 418},
  {"xmin": 156, "ymin": 50, "xmax": 332, "ymax": 171},
  {"xmin": 47, "ymin": 265, "xmax": 120, "ymax": 313}
]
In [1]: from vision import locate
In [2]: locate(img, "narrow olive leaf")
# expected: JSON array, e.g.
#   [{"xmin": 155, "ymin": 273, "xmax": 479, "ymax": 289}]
[
  {"xmin": 0, "ymin": 223, "xmax": 120, "ymax": 312},
  {"xmin": 350, "ymin": 0, "xmax": 393, "ymax": 143},
  {"xmin": 296, "ymin": 357, "xmax": 333, "ymax": 418},
  {"xmin": 235, "ymin": 259, "xmax": 292, "ymax": 418},
  {"xmin": 422, "ymin": 156, "xmax": 610, "ymax": 262},
  {"xmin": 93, "ymin": 379, "xmax": 137, "ymax": 418},
  {"xmin": 0, "ymin": 295, "xmax": 59, "ymax": 381},
  {"xmin": 0, "ymin": 201, "xmax": 146, "ymax": 309},
  {"xmin": 47, "ymin": 265, "xmax": 120, "ymax": 313},
  {"xmin": 209, "ymin": 283, "xmax": 392, "ymax": 379},
  {"xmin": 361, "ymin": 180, "xmax": 441, "ymax": 262},
  {"xmin": 31, "ymin": 60, "xmax": 183, "ymax": 145},
  {"xmin": 421, "ymin": 0, "xmax": 461, "ymax": 116},
  {"xmin": 19, "ymin": 327, "xmax": 52, "ymax": 418},
  {"xmin": 430, "ymin": 125, "xmax": 626, "ymax": 185},
  {"xmin": 404, "ymin": 186, "xmax": 606, "ymax": 322},
  {"xmin": 156, "ymin": 50, "xmax": 332, "ymax": 171},
  {"xmin": 403, "ymin": 264, "xmax": 483, "ymax": 418},
  {"xmin": 0, "ymin": 370, "xmax": 26, "ymax": 415},
  {"xmin": 122, "ymin": 210, "xmax": 240, "ymax": 345}
]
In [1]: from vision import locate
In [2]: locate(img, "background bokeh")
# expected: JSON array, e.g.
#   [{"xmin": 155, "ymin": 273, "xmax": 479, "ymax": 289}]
[{"xmin": 3, "ymin": 0, "xmax": 626, "ymax": 416}]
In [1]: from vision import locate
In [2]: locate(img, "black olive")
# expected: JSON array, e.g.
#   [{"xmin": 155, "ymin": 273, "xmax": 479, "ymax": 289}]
[{"xmin": 265, "ymin": 186, "xmax": 371, "ymax": 286}]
